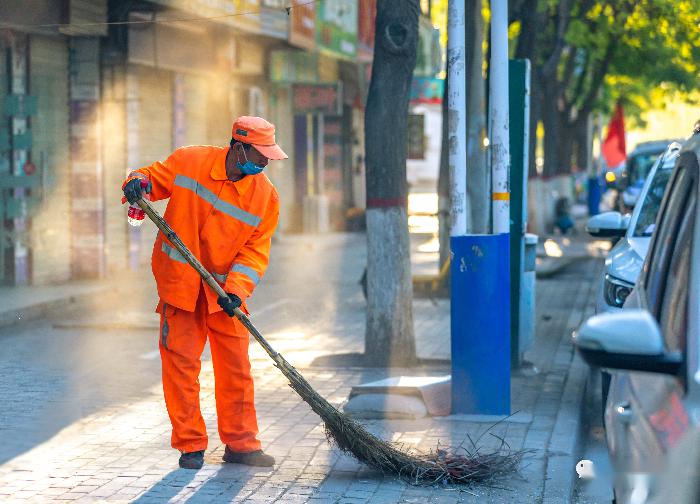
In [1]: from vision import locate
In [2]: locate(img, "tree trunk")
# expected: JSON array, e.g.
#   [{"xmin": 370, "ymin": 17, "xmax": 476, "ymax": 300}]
[
  {"xmin": 572, "ymin": 115, "xmax": 591, "ymax": 173},
  {"xmin": 465, "ymin": 0, "xmax": 489, "ymax": 233},
  {"xmin": 541, "ymin": 95, "xmax": 560, "ymax": 177},
  {"xmin": 364, "ymin": 0, "xmax": 419, "ymax": 367}
]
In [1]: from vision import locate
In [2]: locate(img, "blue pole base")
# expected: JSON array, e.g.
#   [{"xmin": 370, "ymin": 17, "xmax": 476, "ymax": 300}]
[{"xmin": 451, "ymin": 233, "xmax": 511, "ymax": 415}]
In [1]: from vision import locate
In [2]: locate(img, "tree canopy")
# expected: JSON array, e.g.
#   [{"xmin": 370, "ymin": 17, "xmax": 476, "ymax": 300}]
[{"xmin": 510, "ymin": 0, "xmax": 700, "ymax": 174}]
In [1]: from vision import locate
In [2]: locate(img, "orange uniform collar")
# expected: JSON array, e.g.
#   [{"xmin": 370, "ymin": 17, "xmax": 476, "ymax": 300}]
[{"xmin": 210, "ymin": 147, "xmax": 255, "ymax": 195}]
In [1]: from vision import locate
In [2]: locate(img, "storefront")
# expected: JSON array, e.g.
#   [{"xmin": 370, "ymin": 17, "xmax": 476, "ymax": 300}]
[{"xmin": 0, "ymin": 0, "xmax": 107, "ymax": 285}]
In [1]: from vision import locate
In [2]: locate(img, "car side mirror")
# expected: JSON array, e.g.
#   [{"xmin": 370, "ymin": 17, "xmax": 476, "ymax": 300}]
[
  {"xmin": 573, "ymin": 310, "xmax": 681, "ymax": 375},
  {"xmin": 586, "ymin": 211, "xmax": 629, "ymax": 238}
]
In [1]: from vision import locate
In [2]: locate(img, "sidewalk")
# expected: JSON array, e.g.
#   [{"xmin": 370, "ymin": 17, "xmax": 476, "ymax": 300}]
[{"xmin": 0, "ymin": 232, "xmax": 602, "ymax": 503}]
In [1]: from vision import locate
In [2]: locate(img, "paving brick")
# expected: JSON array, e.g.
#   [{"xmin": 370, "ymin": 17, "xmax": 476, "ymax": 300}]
[{"xmin": 0, "ymin": 236, "xmax": 601, "ymax": 504}]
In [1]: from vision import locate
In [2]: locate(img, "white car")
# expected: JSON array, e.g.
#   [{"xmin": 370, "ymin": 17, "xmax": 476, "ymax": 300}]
[
  {"xmin": 574, "ymin": 133, "xmax": 700, "ymax": 504},
  {"xmin": 588, "ymin": 142, "xmax": 682, "ymax": 314}
]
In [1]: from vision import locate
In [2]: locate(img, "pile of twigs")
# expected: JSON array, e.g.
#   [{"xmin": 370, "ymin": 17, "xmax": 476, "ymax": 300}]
[{"xmin": 277, "ymin": 354, "xmax": 524, "ymax": 485}]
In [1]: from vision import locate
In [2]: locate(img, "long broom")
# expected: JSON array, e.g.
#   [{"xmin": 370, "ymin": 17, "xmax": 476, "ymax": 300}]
[{"xmin": 137, "ymin": 197, "xmax": 522, "ymax": 485}]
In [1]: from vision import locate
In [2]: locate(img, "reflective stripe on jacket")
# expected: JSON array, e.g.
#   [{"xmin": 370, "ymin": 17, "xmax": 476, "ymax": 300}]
[{"xmin": 128, "ymin": 145, "xmax": 279, "ymax": 313}]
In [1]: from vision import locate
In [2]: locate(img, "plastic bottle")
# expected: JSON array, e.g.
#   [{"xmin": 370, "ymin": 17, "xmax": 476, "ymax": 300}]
[
  {"xmin": 127, "ymin": 179, "xmax": 150, "ymax": 227},
  {"xmin": 127, "ymin": 203, "xmax": 145, "ymax": 227}
]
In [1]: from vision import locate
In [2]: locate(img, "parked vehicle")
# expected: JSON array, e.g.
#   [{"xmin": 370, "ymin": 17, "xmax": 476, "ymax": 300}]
[
  {"xmin": 648, "ymin": 427, "xmax": 700, "ymax": 504},
  {"xmin": 588, "ymin": 142, "xmax": 682, "ymax": 314},
  {"xmin": 605, "ymin": 140, "xmax": 679, "ymax": 210},
  {"xmin": 573, "ymin": 133, "xmax": 700, "ymax": 503}
]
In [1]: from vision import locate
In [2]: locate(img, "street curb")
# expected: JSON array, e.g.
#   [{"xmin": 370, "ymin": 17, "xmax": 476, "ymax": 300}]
[
  {"xmin": 542, "ymin": 353, "xmax": 588, "ymax": 504},
  {"xmin": 0, "ymin": 287, "xmax": 110, "ymax": 329}
]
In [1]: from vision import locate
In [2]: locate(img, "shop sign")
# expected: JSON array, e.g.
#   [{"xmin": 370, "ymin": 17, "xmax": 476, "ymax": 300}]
[
  {"xmin": 155, "ymin": 0, "xmax": 262, "ymax": 32},
  {"xmin": 292, "ymin": 84, "xmax": 342, "ymax": 115},
  {"xmin": 270, "ymin": 50, "xmax": 318, "ymax": 83},
  {"xmin": 289, "ymin": 0, "xmax": 316, "ymax": 49},
  {"xmin": 407, "ymin": 114, "xmax": 425, "ymax": 160},
  {"xmin": 260, "ymin": 0, "xmax": 289, "ymax": 39},
  {"xmin": 233, "ymin": 0, "xmax": 262, "ymax": 33},
  {"xmin": 357, "ymin": 0, "xmax": 376, "ymax": 62},
  {"xmin": 150, "ymin": 1, "xmax": 238, "ymax": 24},
  {"xmin": 317, "ymin": 0, "xmax": 358, "ymax": 58},
  {"xmin": 410, "ymin": 77, "xmax": 444, "ymax": 104}
]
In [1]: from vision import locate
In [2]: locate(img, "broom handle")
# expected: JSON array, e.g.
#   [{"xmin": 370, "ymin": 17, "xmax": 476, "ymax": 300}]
[{"xmin": 137, "ymin": 198, "xmax": 281, "ymax": 362}]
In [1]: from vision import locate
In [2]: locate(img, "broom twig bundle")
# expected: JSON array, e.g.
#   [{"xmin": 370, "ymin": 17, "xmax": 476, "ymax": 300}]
[
  {"xmin": 139, "ymin": 197, "xmax": 524, "ymax": 485},
  {"xmin": 267, "ymin": 347, "xmax": 525, "ymax": 485}
]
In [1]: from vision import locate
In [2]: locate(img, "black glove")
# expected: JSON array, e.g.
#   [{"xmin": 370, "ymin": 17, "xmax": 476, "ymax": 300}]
[
  {"xmin": 218, "ymin": 293, "xmax": 242, "ymax": 317},
  {"xmin": 123, "ymin": 178, "xmax": 152, "ymax": 204}
]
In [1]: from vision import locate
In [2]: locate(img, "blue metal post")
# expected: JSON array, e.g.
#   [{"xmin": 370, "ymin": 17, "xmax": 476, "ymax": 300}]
[{"xmin": 451, "ymin": 234, "xmax": 511, "ymax": 414}]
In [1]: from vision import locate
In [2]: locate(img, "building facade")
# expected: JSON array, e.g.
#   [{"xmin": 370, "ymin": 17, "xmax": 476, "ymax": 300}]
[{"xmin": 0, "ymin": 0, "xmax": 439, "ymax": 285}]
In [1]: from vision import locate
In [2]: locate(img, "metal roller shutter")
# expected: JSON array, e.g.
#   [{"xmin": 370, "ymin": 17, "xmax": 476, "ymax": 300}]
[
  {"xmin": 0, "ymin": 38, "xmax": 8, "ymax": 282},
  {"xmin": 183, "ymin": 73, "xmax": 208, "ymax": 146},
  {"xmin": 130, "ymin": 64, "xmax": 172, "ymax": 266},
  {"xmin": 29, "ymin": 35, "xmax": 71, "ymax": 284}
]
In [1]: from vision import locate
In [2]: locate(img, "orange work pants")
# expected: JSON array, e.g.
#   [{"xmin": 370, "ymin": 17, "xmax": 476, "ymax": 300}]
[{"xmin": 158, "ymin": 291, "xmax": 261, "ymax": 453}]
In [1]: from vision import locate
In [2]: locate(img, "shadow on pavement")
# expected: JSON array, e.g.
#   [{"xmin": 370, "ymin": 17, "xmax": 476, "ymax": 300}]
[
  {"xmin": 131, "ymin": 465, "xmax": 264, "ymax": 503},
  {"xmin": 132, "ymin": 469, "xmax": 198, "ymax": 503}
]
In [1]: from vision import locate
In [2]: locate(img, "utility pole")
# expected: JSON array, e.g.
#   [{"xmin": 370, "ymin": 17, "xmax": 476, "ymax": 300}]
[
  {"xmin": 465, "ymin": 0, "xmax": 488, "ymax": 234},
  {"xmin": 489, "ymin": 0, "xmax": 510, "ymax": 234},
  {"xmin": 451, "ymin": 0, "xmax": 511, "ymax": 416},
  {"xmin": 447, "ymin": 0, "xmax": 467, "ymax": 237}
]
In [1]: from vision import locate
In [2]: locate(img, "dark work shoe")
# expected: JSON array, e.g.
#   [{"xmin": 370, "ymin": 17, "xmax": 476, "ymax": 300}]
[
  {"xmin": 223, "ymin": 446, "xmax": 275, "ymax": 467},
  {"xmin": 178, "ymin": 450, "xmax": 204, "ymax": 469}
]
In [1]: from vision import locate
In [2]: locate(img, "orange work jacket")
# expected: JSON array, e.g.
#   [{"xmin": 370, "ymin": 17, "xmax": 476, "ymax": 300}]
[{"xmin": 127, "ymin": 145, "xmax": 279, "ymax": 314}]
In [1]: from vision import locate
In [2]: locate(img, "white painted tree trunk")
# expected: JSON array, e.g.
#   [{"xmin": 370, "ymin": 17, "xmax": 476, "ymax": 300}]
[{"xmin": 365, "ymin": 207, "xmax": 416, "ymax": 365}]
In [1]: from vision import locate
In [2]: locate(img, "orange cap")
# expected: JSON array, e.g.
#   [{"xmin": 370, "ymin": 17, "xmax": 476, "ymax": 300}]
[{"xmin": 231, "ymin": 116, "xmax": 288, "ymax": 160}]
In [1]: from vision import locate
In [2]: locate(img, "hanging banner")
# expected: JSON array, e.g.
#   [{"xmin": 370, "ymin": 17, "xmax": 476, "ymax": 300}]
[
  {"xmin": 357, "ymin": 0, "xmax": 376, "ymax": 62},
  {"xmin": 289, "ymin": 0, "xmax": 316, "ymax": 49},
  {"xmin": 317, "ymin": 0, "xmax": 358, "ymax": 58}
]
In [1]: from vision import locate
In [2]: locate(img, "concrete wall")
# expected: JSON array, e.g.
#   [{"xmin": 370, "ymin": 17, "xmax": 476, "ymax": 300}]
[{"xmin": 102, "ymin": 63, "xmax": 129, "ymax": 274}]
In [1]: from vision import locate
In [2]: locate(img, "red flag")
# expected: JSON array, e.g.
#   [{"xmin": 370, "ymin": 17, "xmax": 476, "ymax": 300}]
[{"xmin": 602, "ymin": 103, "xmax": 627, "ymax": 167}]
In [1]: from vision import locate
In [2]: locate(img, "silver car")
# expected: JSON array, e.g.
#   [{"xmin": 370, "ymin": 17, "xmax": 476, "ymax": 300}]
[
  {"xmin": 588, "ymin": 142, "xmax": 682, "ymax": 314},
  {"xmin": 574, "ymin": 133, "xmax": 700, "ymax": 504}
]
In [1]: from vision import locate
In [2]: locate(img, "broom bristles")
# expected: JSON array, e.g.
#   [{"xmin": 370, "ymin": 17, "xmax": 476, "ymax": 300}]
[{"xmin": 275, "ymin": 357, "xmax": 524, "ymax": 485}]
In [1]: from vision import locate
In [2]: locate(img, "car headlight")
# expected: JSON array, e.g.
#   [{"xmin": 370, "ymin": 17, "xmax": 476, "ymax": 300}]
[{"xmin": 604, "ymin": 274, "xmax": 634, "ymax": 308}]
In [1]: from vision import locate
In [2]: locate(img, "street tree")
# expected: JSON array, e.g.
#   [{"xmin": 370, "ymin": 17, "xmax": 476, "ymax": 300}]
[
  {"xmin": 364, "ymin": 0, "xmax": 420, "ymax": 366},
  {"xmin": 511, "ymin": 0, "xmax": 700, "ymax": 176}
]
